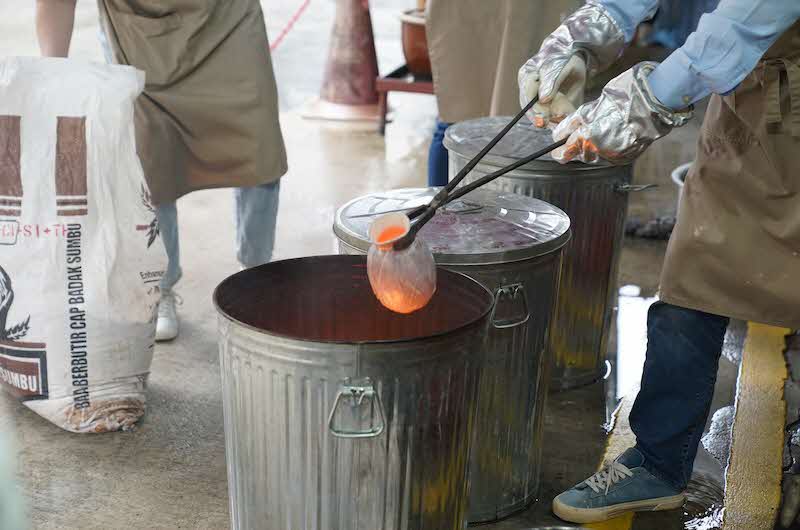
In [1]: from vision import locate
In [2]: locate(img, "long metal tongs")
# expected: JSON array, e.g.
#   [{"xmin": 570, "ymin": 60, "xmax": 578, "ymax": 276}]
[{"xmin": 392, "ymin": 97, "xmax": 568, "ymax": 250}]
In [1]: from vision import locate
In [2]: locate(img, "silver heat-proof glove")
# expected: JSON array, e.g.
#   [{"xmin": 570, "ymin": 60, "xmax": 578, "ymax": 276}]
[
  {"xmin": 518, "ymin": 1, "xmax": 626, "ymax": 128},
  {"xmin": 551, "ymin": 62, "xmax": 693, "ymax": 165}
]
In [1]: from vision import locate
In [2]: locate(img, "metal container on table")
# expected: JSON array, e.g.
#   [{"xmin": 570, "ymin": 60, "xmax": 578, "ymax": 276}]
[
  {"xmin": 445, "ymin": 117, "xmax": 641, "ymax": 390},
  {"xmin": 400, "ymin": 9, "xmax": 432, "ymax": 76},
  {"xmin": 214, "ymin": 255, "xmax": 494, "ymax": 530},
  {"xmin": 334, "ymin": 188, "xmax": 571, "ymax": 523}
]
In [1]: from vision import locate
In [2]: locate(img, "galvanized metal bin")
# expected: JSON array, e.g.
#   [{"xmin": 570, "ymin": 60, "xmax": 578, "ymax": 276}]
[
  {"xmin": 445, "ymin": 118, "xmax": 637, "ymax": 390},
  {"xmin": 214, "ymin": 255, "xmax": 493, "ymax": 530},
  {"xmin": 334, "ymin": 188, "xmax": 570, "ymax": 523}
]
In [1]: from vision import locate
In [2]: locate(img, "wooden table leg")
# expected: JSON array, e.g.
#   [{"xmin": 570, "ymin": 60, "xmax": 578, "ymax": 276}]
[{"xmin": 378, "ymin": 92, "xmax": 388, "ymax": 135}]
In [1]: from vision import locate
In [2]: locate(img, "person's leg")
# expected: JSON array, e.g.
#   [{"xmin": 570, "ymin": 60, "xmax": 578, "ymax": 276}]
[
  {"xmin": 155, "ymin": 202, "xmax": 182, "ymax": 341},
  {"xmin": 630, "ymin": 301, "xmax": 730, "ymax": 490},
  {"xmin": 427, "ymin": 120, "xmax": 451, "ymax": 187},
  {"xmin": 552, "ymin": 301, "xmax": 729, "ymax": 523},
  {"xmin": 36, "ymin": 0, "xmax": 77, "ymax": 57},
  {"xmin": 234, "ymin": 180, "xmax": 281, "ymax": 269}
]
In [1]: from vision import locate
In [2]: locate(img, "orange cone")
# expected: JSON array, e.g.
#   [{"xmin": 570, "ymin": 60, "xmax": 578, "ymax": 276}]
[{"xmin": 304, "ymin": 0, "xmax": 381, "ymax": 123}]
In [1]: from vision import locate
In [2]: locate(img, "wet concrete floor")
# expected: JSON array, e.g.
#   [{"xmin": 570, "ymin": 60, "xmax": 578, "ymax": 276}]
[
  {"xmin": 0, "ymin": 109, "xmax": 743, "ymax": 529},
  {"xmin": 478, "ymin": 272, "xmax": 745, "ymax": 530},
  {"xmin": 0, "ymin": 2, "xmax": 791, "ymax": 529}
]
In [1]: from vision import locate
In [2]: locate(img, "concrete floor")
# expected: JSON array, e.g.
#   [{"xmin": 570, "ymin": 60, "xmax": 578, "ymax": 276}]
[
  {"xmin": 0, "ymin": 2, "xmax": 792, "ymax": 530},
  {"xmin": 1, "ymin": 108, "xmax": 742, "ymax": 530}
]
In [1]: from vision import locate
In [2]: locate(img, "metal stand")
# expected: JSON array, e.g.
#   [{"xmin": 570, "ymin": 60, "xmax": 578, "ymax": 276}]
[{"xmin": 375, "ymin": 65, "xmax": 434, "ymax": 135}]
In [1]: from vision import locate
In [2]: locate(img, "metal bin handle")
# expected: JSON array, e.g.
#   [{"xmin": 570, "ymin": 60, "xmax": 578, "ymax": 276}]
[
  {"xmin": 491, "ymin": 283, "xmax": 530, "ymax": 329},
  {"xmin": 327, "ymin": 378, "xmax": 386, "ymax": 439},
  {"xmin": 615, "ymin": 183, "xmax": 658, "ymax": 193}
]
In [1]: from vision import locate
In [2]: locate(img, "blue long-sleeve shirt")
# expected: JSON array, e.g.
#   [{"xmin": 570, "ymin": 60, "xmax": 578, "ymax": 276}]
[{"xmin": 598, "ymin": 0, "xmax": 800, "ymax": 109}]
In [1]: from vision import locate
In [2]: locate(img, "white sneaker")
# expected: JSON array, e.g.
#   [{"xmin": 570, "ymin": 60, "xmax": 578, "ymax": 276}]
[{"xmin": 156, "ymin": 290, "xmax": 181, "ymax": 342}]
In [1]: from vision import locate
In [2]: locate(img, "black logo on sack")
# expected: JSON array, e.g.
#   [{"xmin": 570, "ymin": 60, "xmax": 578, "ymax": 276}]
[
  {"xmin": 0, "ymin": 265, "xmax": 48, "ymax": 401},
  {"xmin": 1, "ymin": 266, "xmax": 29, "ymax": 341},
  {"xmin": 136, "ymin": 185, "xmax": 159, "ymax": 248}
]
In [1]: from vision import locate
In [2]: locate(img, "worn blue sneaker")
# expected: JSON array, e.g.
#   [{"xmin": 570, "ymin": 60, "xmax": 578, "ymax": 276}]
[{"xmin": 553, "ymin": 447, "xmax": 686, "ymax": 523}]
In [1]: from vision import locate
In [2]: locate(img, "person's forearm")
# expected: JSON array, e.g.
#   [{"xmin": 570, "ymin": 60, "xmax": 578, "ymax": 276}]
[
  {"xmin": 649, "ymin": 0, "xmax": 800, "ymax": 110},
  {"xmin": 36, "ymin": 0, "xmax": 77, "ymax": 57},
  {"xmin": 594, "ymin": 0, "xmax": 659, "ymax": 43}
]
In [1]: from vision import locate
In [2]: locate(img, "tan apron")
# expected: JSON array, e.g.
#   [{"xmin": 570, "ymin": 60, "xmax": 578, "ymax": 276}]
[
  {"xmin": 660, "ymin": 21, "xmax": 800, "ymax": 329},
  {"xmin": 426, "ymin": 0, "xmax": 580, "ymax": 123},
  {"xmin": 97, "ymin": 0, "xmax": 288, "ymax": 205}
]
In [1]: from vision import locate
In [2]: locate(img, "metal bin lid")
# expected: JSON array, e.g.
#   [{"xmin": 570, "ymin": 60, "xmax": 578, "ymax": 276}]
[
  {"xmin": 334, "ymin": 187, "xmax": 571, "ymax": 266},
  {"xmin": 443, "ymin": 116, "xmax": 618, "ymax": 172}
]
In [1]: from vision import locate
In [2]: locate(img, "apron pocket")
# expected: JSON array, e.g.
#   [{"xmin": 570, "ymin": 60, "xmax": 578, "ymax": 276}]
[
  {"xmin": 107, "ymin": 9, "xmax": 189, "ymax": 86},
  {"xmin": 117, "ymin": 11, "xmax": 181, "ymax": 37}
]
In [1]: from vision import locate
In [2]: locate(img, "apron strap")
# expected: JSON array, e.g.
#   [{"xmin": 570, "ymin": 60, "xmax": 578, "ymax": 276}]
[
  {"xmin": 764, "ymin": 62, "xmax": 783, "ymax": 126},
  {"xmin": 783, "ymin": 58, "xmax": 800, "ymax": 137},
  {"xmin": 763, "ymin": 58, "xmax": 800, "ymax": 137}
]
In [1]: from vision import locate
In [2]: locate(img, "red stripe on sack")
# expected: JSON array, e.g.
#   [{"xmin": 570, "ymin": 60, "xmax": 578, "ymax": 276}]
[
  {"xmin": 58, "ymin": 209, "xmax": 88, "ymax": 217},
  {"xmin": 55, "ymin": 117, "xmax": 88, "ymax": 214},
  {"xmin": 0, "ymin": 340, "xmax": 46, "ymax": 349},
  {"xmin": 0, "ymin": 116, "xmax": 23, "ymax": 206}
]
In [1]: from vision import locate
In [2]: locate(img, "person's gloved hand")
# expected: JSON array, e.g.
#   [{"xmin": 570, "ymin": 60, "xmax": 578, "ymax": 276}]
[
  {"xmin": 551, "ymin": 62, "xmax": 693, "ymax": 165},
  {"xmin": 518, "ymin": 1, "xmax": 626, "ymax": 128}
]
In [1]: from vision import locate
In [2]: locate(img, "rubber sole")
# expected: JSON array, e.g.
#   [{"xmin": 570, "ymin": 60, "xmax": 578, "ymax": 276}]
[
  {"xmin": 155, "ymin": 323, "xmax": 179, "ymax": 342},
  {"xmin": 553, "ymin": 492, "xmax": 687, "ymax": 524}
]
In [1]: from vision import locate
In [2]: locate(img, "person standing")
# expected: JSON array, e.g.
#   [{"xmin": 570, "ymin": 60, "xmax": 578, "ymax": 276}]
[
  {"xmin": 518, "ymin": 0, "xmax": 800, "ymax": 523},
  {"xmin": 36, "ymin": 0, "xmax": 288, "ymax": 341},
  {"xmin": 425, "ymin": 0, "xmax": 580, "ymax": 186}
]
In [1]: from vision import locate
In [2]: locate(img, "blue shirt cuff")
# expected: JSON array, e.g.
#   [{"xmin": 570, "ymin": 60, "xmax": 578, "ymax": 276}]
[
  {"xmin": 597, "ymin": 0, "xmax": 660, "ymax": 43},
  {"xmin": 649, "ymin": 51, "xmax": 707, "ymax": 110}
]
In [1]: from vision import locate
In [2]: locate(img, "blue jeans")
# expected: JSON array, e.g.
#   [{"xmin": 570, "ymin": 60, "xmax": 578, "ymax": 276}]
[
  {"xmin": 630, "ymin": 302, "xmax": 729, "ymax": 491},
  {"xmin": 156, "ymin": 181, "xmax": 281, "ymax": 291},
  {"xmin": 428, "ymin": 120, "xmax": 451, "ymax": 187}
]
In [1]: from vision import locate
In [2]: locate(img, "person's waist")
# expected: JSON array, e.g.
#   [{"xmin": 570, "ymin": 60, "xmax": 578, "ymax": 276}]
[
  {"xmin": 754, "ymin": 53, "xmax": 800, "ymax": 82},
  {"xmin": 760, "ymin": 44, "xmax": 800, "ymax": 64}
]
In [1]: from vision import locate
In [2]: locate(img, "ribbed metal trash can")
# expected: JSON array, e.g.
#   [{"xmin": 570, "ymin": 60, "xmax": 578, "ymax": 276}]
[
  {"xmin": 334, "ymin": 188, "xmax": 571, "ymax": 523},
  {"xmin": 445, "ymin": 118, "xmax": 638, "ymax": 390},
  {"xmin": 215, "ymin": 255, "xmax": 494, "ymax": 530}
]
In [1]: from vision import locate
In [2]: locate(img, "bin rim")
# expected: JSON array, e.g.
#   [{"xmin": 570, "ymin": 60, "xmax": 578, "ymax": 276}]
[
  {"xmin": 334, "ymin": 187, "xmax": 572, "ymax": 266},
  {"xmin": 213, "ymin": 255, "xmax": 495, "ymax": 346},
  {"xmin": 444, "ymin": 116, "xmax": 633, "ymax": 174}
]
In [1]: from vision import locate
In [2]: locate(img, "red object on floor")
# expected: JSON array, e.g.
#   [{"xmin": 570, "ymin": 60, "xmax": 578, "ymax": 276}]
[{"xmin": 319, "ymin": 0, "xmax": 380, "ymax": 106}]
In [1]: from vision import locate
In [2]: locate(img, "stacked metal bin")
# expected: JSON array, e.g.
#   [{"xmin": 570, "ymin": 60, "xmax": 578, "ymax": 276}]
[
  {"xmin": 334, "ymin": 188, "xmax": 571, "ymax": 523},
  {"xmin": 445, "ymin": 118, "xmax": 639, "ymax": 389}
]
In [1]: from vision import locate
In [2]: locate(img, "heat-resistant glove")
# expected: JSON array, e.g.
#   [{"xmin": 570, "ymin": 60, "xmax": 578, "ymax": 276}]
[
  {"xmin": 551, "ymin": 62, "xmax": 693, "ymax": 165},
  {"xmin": 518, "ymin": 1, "xmax": 626, "ymax": 128}
]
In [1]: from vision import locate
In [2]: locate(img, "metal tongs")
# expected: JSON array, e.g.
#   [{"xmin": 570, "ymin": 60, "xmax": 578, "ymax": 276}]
[{"xmin": 392, "ymin": 97, "xmax": 568, "ymax": 250}]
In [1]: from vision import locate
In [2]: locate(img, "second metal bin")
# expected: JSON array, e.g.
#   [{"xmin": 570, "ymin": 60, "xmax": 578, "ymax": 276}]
[
  {"xmin": 446, "ymin": 117, "xmax": 640, "ymax": 389},
  {"xmin": 335, "ymin": 188, "xmax": 570, "ymax": 523}
]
